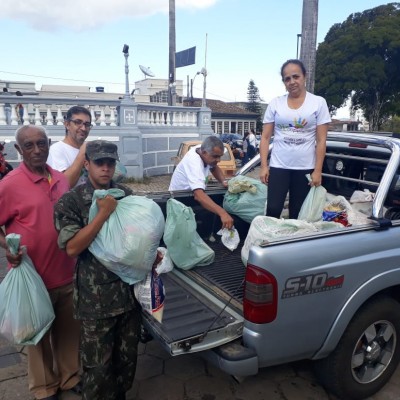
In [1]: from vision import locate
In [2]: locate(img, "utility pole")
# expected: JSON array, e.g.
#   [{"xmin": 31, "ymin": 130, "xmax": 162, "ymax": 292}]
[
  {"xmin": 168, "ymin": 0, "xmax": 176, "ymax": 106},
  {"xmin": 300, "ymin": 0, "xmax": 318, "ymax": 93}
]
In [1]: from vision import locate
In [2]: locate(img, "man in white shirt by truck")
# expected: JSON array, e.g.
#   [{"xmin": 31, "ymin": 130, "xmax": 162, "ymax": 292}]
[{"xmin": 169, "ymin": 135, "xmax": 234, "ymax": 230}]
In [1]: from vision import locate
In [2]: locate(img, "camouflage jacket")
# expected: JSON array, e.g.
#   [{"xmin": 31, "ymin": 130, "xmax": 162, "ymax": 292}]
[{"xmin": 54, "ymin": 180, "xmax": 138, "ymax": 320}]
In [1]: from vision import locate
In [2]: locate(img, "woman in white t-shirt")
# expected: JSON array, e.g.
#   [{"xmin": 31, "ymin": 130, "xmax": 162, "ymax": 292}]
[{"xmin": 259, "ymin": 59, "xmax": 331, "ymax": 219}]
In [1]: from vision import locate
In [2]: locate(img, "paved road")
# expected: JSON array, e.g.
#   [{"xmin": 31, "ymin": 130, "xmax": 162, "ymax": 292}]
[{"xmin": 1, "ymin": 175, "xmax": 400, "ymax": 399}]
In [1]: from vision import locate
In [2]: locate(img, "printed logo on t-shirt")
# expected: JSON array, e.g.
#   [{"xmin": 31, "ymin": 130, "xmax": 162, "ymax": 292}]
[
  {"xmin": 277, "ymin": 117, "xmax": 309, "ymax": 146},
  {"xmin": 277, "ymin": 117, "xmax": 308, "ymax": 132},
  {"xmin": 289, "ymin": 118, "xmax": 308, "ymax": 129}
]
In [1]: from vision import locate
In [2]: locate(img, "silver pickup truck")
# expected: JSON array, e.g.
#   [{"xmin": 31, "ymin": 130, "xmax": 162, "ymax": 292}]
[{"xmin": 144, "ymin": 132, "xmax": 400, "ymax": 400}]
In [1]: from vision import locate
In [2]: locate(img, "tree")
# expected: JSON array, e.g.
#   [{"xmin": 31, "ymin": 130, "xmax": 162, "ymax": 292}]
[
  {"xmin": 246, "ymin": 79, "xmax": 263, "ymax": 132},
  {"xmin": 315, "ymin": 3, "xmax": 400, "ymax": 131}
]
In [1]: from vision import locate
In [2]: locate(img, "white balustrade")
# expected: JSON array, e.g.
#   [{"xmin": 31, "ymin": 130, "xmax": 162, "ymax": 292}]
[
  {"xmin": 56, "ymin": 106, "xmax": 64, "ymax": 125},
  {"xmin": 109, "ymin": 108, "xmax": 116, "ymax": 126},
  {"xmin": 22, "ymin": 106, "xmax": 29, "ymax": 126},
  {"xmin": 99, "ymin": 107, "xmax": 106, "ymax": 126},
  {"xmin": 34, "ymin": 106, "xmax": 41, "ymax": 125},
  {"xmin": 46, "ymin": 107, "xmax": 54, "ymax": 126},
  {"xmin": 11, "ymin": 106, "xmax": 18, "ymax": 126},
  {"xmin": 0, "ymin": 105, "xmax": 6, "ymax": 125},
  {"xmin": 0, "ymin": 98, "xmax": 202, "ymax": 129},
  {"xmin": 90, "ymin": 107, "xmax": 96, "ymax": 126}
]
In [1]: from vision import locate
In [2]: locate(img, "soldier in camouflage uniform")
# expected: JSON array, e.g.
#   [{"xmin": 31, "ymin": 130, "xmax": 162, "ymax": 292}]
[{"xmin": 54, "ymin": 140, "xmax": 140, "ymax": 400}]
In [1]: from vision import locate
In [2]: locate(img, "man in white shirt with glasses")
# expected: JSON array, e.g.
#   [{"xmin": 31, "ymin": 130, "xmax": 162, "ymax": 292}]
[{"xmin": 47, "ymin": 106, "xmax": 92, "ymax": 187}]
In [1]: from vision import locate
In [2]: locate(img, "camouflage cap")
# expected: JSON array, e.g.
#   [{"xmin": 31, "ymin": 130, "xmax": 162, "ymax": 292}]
[{"xmin": 86, "ymin": 140, "xmax": 119, "ymax": 161}]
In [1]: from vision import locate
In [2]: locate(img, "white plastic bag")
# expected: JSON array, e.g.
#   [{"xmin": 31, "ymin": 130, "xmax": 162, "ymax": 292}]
[
  {"xmin": 89, "ymin": 189, "xmax": 165, "ymax": 285},
  {"xmin": 350, "ymin": 189, "xmax": 375, "ymax": 203},
  {"xmin": 155, "ymin": 247, "xmax": 174, "ymax": 275},
  {"xmin": 298, "ymin": 174, "xmax": 327, "ymax": 222},
  {"xmin": 325, "ymin": 194, "xmax": 370, "ymax": 226},
  {"xmin": 241, "ymin": 216, "xmax": 342, "ymax": 265},
  {"xmin": 0, "ymin": 234, "xmax": 55, "ymax": 345},
  {"xmin": 217, "ymin": 228, "xmax": 240, "ymax": 251}
]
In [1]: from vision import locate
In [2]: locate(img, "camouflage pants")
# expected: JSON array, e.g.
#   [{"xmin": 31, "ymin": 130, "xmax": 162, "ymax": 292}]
[{"xmin": 80, "ymin": 309, "xmax": 141, "ymax": 400}]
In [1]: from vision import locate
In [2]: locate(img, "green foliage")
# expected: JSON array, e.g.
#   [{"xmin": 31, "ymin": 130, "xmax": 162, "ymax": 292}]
[
  {"xmin": 315, "ymin": 3, "xmax": 400, "ymax": 131},
  {"xmin": 381, "ymin": 115, "xmax": 400, "ymax": 133},
  {"xmin": 246, "ymin": 79, "xmax": 263, "ymax": 132}
]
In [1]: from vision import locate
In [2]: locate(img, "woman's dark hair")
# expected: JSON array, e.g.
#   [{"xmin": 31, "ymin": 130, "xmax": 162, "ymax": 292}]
[{"xmin": 280, "ymin": 59, "xmax": 307, "ymax": 80}]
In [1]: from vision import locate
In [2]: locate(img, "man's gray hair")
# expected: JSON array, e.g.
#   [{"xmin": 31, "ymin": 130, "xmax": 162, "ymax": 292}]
[
  {"xmin": 15, "ymin": 125, "xmax": 48, "ymax": 146},
  {"xmin": 201, "ymin": 135, "xmax": 224, "ymax": 153}
]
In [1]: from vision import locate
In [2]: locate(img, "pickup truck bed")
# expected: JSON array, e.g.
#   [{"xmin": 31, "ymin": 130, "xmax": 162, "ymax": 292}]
[{"xmin": 142, "ymin": 239, "xmax": 245, "ymax": 355}]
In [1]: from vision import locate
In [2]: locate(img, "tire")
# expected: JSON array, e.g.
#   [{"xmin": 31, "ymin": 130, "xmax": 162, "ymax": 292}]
[
  {"xmin": 314, "ymin": 296, "xmax": 400, "ymax": 400},
  {"xmin": 384, "ymin": 207, "xmax": 400, "ymax": 220}
]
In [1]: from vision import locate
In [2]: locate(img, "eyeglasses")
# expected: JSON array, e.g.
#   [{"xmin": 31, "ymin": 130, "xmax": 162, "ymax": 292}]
[{"xmin": 69, "ymin": 119, "xmax": 92, "ymax": 129}]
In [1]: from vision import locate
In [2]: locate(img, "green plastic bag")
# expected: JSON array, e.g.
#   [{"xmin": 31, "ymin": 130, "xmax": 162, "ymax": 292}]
[
  {"xmin": 223, "ymin": 175, "xmax": 268, "ymax": 224},
  {"xmin": 0, "ymin": 234, "xmax": 55, "ymax": 345},
  {"xmin": 89, "ymin": 189, "xmax": 165, "ymax": 284},
  {"xmin": 298, "ymin": 175, "xmax": 327, "ymax": 223},
  {"xmin": 163, "ymin": 199, "xmax": 215, "ymax": 270}
]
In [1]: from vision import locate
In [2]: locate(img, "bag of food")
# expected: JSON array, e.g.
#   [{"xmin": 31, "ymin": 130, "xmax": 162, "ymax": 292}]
[
  {"xmin": 241, "ymin": 216, "xmax": 342, "ymax": 265},
  {"xmin": 89, "ymin": 189, "xmax": 165, "ymax": 284},
  {"xmin": 241, "ymin": 217, "xmax": 318, "ymax": 265},
  {"xmin": 163, "ymin": 199, "xmax": 215, "ymax": 270},
  {"xmin": 323, "ymin": 195, "xmax": 352, "ymax": 226},
  {"xmin": 134, "ymin": 268, "xmax": 165, "ymax": 323},
  {"xmin": 324, "ymin": 194, "xmax": 371, "ymax": 226},
  {"xmin": 223, "ymin": 175, "xmax": 268, "ymax": 223},
  {"xmin": 350, "ymin": 189, "xmax": 375, "ymax": 203},
  {"xmin": 0, "ymin": 234, "xmax": 55, "ymax": 345},
  {"xmin": 298, "ymin": 175, "xmax": 327, "ymax": 222},
  {"xmin": 154, "ymin": 247, "xmax": 174, "ymax": 275}
]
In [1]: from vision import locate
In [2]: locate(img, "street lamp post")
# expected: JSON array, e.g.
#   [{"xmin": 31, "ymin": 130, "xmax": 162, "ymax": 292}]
[
  {"xmin": 122, "ymin": 44, "xmax": 130, "ymax": 100},
  {"xmin": 190, "ymin": 71, "xmax": 201, "ymax": 103},
  {"xmin": 200, "ymin": 67, "xmax": 207, "ymax": 108}
]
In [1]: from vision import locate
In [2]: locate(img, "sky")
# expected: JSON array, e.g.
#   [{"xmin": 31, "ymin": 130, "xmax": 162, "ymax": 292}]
[{"xmin": 0, "ymin": 0, "xmax": 392, "ymax": 118}]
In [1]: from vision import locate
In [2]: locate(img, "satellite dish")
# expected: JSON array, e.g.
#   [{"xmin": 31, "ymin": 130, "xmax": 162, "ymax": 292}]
[{"xmin": 139, "ymin": 65, "xmax": 155, "ymax": 79}]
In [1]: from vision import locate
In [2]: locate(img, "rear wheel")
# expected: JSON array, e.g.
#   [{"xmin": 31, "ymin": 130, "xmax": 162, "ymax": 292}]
[
  {"xmin": 384, "ymin": 207, "xmax": 400, "ymax": 220},
  {"xmin": 314, "ymin": 296, "xmax": 400, "ymax": 400}
]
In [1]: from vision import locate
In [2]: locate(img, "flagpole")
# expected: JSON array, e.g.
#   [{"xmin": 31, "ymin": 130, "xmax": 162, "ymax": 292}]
[{"xmin": 201, "ymin": 33, "xmax": 208, "ymax": 108}]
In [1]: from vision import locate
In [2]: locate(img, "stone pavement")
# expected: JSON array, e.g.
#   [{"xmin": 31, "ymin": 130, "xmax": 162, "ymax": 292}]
[{"xmin": 1, "ymin": 175, "xmax": 400, "ymax": 399}]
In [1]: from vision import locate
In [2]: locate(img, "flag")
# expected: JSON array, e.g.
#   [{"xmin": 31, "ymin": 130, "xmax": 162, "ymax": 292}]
[{"xmin": 175, "ymin": 46, "xmax": 196, "ymax": 68}]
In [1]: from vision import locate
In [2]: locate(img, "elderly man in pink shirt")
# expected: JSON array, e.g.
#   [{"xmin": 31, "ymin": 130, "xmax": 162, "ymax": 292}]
[{"xmin": 0, "ymin": 125, "xmax": 81, "ymax": 400}]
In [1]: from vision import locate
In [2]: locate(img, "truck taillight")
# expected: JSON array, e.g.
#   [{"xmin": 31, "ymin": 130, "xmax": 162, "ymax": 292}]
[{"xmin": 244, "ymin": 264, "xmax": 277, "ymax": 323}]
